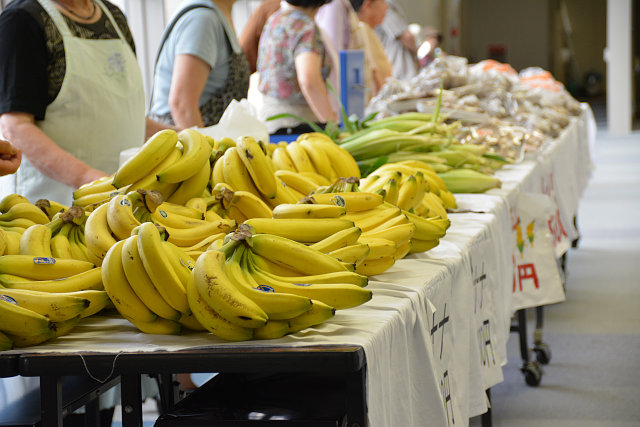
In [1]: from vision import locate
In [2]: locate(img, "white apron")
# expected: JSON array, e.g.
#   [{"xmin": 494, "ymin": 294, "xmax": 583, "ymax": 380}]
[{"xmin": 1, "ymin": 0, "xmax": 145, "ymax": 206}]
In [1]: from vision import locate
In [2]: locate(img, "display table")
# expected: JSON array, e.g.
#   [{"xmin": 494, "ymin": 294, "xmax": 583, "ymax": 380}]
[{"xmin": 0, "ymin": 106, "xmax": 596, "ymax": 427}]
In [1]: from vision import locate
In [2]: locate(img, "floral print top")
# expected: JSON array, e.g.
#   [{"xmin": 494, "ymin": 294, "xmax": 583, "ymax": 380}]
[{"xmin": 257, "ymin": 8, "xmax": 331, "ymax": 102}]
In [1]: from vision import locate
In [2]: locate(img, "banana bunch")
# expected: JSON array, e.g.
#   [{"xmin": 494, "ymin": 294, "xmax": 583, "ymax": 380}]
[
  {"xmin": 100, "ymin": 222, "xmax": 203, "ymax": 335},
  {"xmin": 0, "ymin": 195, "xmax": 51, "ymax": 247},
  {"xmin": 270, "ymin": 133, "xmax": 360, "ymax": 183},
  {"xmin": 360, "ymin": 160, "xmax": 457, "ymax": 214},
  {"xmin": 187, "ymin": 224, "xmax": 371, "ymax": 341},
  {"xmin": 204, "ymin": 184, "xmax": 272, "ymax": 224}
]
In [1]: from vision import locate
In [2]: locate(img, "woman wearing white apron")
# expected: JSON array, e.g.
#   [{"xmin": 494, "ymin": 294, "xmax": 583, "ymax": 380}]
[
  {"xmin": 0, "ymin": 0, "xmax": 162, "ymax": 424},
  {"xmin": 0, "ymin": 0, "xmax": 167, "ymax": 206}
]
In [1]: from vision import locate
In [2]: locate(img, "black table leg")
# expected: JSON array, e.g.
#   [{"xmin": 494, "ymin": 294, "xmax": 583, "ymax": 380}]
[
  {"xmin": 481, "ymin": 388, "xmax": 492, "ymax": 427},
  {"xmin": 346, "ymin": 367, "xmax": 367, "ymax": 427},
  {"xmin": 84, "ymin": 396, "xmax": 101, "ymax": 426},
  {"xmin": 120, "ymin": 374, "xmax": 142, "ymax": 427},
  {"xmin": 40, "ymin": 375, "xmax": 63, "ymax": 427}
]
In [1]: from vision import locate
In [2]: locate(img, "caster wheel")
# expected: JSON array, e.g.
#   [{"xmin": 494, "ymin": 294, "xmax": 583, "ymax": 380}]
[
  {"xmin": 534, "ymin": 342, "xmax": 551, "ymax": 365},
  {"xmin": 522, "ymin": 362, "xmax": 542, "ymax": 387}
]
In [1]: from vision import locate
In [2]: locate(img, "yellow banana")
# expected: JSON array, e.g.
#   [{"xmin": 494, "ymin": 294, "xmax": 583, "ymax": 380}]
[
  {"xmin": 177, "ymin": 312, "xmax": 206, "ymax": 331},
  {"xmin": 249, "ymin": 259, "xmax": 368, "ymax": 287},
  {"xmin": 244, "ymin": 218, "xmax": 354, "ymax": 244},
  {"xmin": 236, "ymin": 136, "xmax": 277, "ymax": 199},
  {"xmin": 248, "ymin": 252, "xmax": 305, "ymax": 277},
  {"xmin": 166, "ymin": 159, "xmax": 211, "ymax": 205},
  {"xmin": 229, "ymin": 190, "xmax": 272, "ymax": 219},
  {"xmin": 438, "ymin": 190, "xmax": 457, "ymax": 209},
  {"xmin": 381, "ymin": 178, "xmax": 399, "ymax": 205},
  {"xmin": 162, "ymin": 240, "xmax": 194, "ymax": 287},
  {"xmin": 327, "ymin": 243, "xmax": 370, "ymax": 265},
  {"xmin": 106, "ymin": 194, "xmax": 141, "ymax": 241},
  {"xmin": 309, "ymin": 226, "xmax": 362, "ymax": 254},
  {"xmin": 288, "ymin": 300, "xmax": 336, "ymax": 333},
  {"xmin": 84, "ymin": 203, "xmax": 118, "ymax": 264},
  {"xmin": 265, "ymin": 178, "xmax": 300, "ymax": 208},
  {"xmin": 161, "ymin": 219, "xmax": 236, "ymax": 247},
  {"xmin": 192, "ymin": 249, "xmax": 267, "ymax": 328},
  {"xmin": 185, "ymin": 197, "xmax": 208, "ymax": 215},
  {"xmin": 72, "ymin": 290, "xmax": 111, "ymax": 318},
  {"xmin": 253, "ymin": 319, "xmax": 290, "ymax": 340},
  {"xmin": 285, "ymin": 141, "xmax": 316, "ymax": 173},
  {"xmin": 311, "ymin": 138, "xmax": 360, "ymax": 178},
  {"xmin": 73, "ymin": 175, "xmax": 116, "ymax": 200},
  {"xmin": 408, "ymin": 238, "xmax": 439, "ymax": 253},
  {"xmin": 121, "ymin": 235, "xmax": 181, "ymax": 321},
  {"xmin": 396, "ymin": 175, "xmax": 420, "ymax": 211},
  {"xmin": 67, "ymin": 225, "xmax": 91, "ymax": 262},
  {"xmin": 362, "ymin": 222, "xmax": 416, "ymax": 246},
  {"xmin": 0, "ymin": 202, "xmax": 50, "ymax": 224},
  {"xmin": 186, "ymin": 273, "xmax": 253, "ymax": 341},
  {"xmin": 250, "ymin": 233, "xmax": 350, "ymax": 275},
  {"xmin": 0, "ymin": 193, "xmax": 30, "ymax": 213},
  {"xmin": 18, "ymin": 224, "xmax": 52, "ymax": 257},
  {"xmin": 421, "ymin": 192, "xmax": 448, "ymax": 219},
  {"xmin": 309, "ymin": 192, "xmax": 383, "ymax": 212},
  {"xmin": 344, "ymin": 204, "xmax": 402, "ymax": 232},
  {"xmin": 136, "ymin": 222, "xmax": 190, "ymax": 314},
  {"xmin": 7, "ymin": 315, "xmax": 81, "ymax": 348},
  {"xmin": 0, "ymin": 297, "xmax": 53, "ymax": 337},
  {"xmin": 394, "ymin": 241, "xmax": 411, "ymax": 259},
  {"xmin": 0, "ymin": 267, "xmax": 103, "ymax": 292},
  {"xmin": 156, "ymin": 201, "xmax": 204, "ymax": 220},
  {"xmin": 0, "ymin": 255, "xmax": 94, "ymax": 280},
  {"xmin": 0, "ymin": 331, "xmax": 12, "ymax": 350},
  {"xmin": 274, "ymin": 169, "xmax": 318, "ymax": 196},
  {"xmin": 102, "ymin": 240, "xmax": 158, "ymax": 322},
  {"xmin": 210, "ymin": 156, "xmax": 225, "ymax": 185},
  {"xmin": 404, "ymin": 211, "xmax": 449, "ymax": 241},
  {"xmin": 34, "ymin": 199, "xmax": 69, "ymax": 220},
  {"xmin": 222, "ymin": 147, "xmax": 261, "ymax": 197},
  {"xmin": 299, "ymin": 139, "xmax": 337, "ymax": 181},
  {"xmin": 2, "ymin": 229, "xmax": 21, "ymax": 255},
  {"xmin": 156, "ymin": 129, "xmax": 211, "ymax": 183},
  {"xmin": 271, "ymin": 146, "xmax": 296, "ymax": 171},
  {"xmin": 358, "ymin": 237, "xmax": 397, "ymax": 260},
  {"xmin": 125, "ymin": 316, "xmax": 182, "ymax": 335},
  {"xmin": 355, "ymin": 256, "xmax": 396, "ymax": 277},
  {"xmin": 113, "ymin": 129, "xmax": 179, "ymax": 188},
  {"xmin": 128, "ymin": 147, "xmax": 182, "ymax": 195},
  {"xmin": 151, "ymin": 208, "xmax": 208, "ymax": 229},
  {"xmin": 0, "ymin": 287, "xmax": 89, "ymax": 322},
  {"xmin": 299, "ymin": 171, "xmax": 331, "ymax": 186},
  {"xmin": 272, "ymin": 203, "xmax": 345, "ymax": 219}
]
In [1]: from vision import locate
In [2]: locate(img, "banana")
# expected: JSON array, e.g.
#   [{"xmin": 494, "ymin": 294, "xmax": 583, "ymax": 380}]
[
  {"xmin": 249, "ymin": 252, "xmax": 306, "ymax": 276},
  {"xmin": 162, "ymin": 241, "xmax": 194, "ymax": 287},
  {"xmin": 161, "ymin": 219, "xmax": 236, "ymax": 247},
  {"xmin": 177, "ymin": 312, "xmax": 207, "ymax": 331},
  {"xmin": 355, "ymin": 256, "xmax": 395, "ymax": 277},
  {"xmin": 271, "ymin": 146, "xmax": 296, "ymax": 172},
  {"xmin": 250, "ymin": 258, "xmax": 368, "ymax": 287},
  {"xmin": 0, "ymin": 228, "xmax": 6, "ymax": 256},
  {"xmin": 84, "ymin": 203, "xmax": 118, "ymax": 264},
  {"xmin": 274, "ymin": 169, "xmax": 318, "ymax": 196},
  {"xmin": 253, "ymin": 319, "xmax": 290, "ymax": 340},
  {"xmin": 128, "ymin": 147, "xmax": 182, "ymax": 195},
  {"xmin": 0, "ymin": 288, "xmax": 89, "ymax": 322},
  {"xmin": 0, "ymin": 218, "xmax": 37, "ymax": 231},
  {"xmin": 192, "ymin": 249, "xmax": 267, "ymax": 328},
  {"xmin": 299, "ymin": 171, "xmax": 331, "ymax": 186},
  {"xmin": 310, "ymin": 137, "xmax": 360, "ymax": 178},
  {"xmin": 121, "ymin": 235, "xmax": 181, "ymax": 321},
  {"xmin": 327, "ymin": 243, "xmax": 370, "ymax": 265},
  {"xmin": 71, "ymin": 290, "xmax": 111, "ymax": 318},
  {"xmin": 309, "ymin": 227, "xmax": 362, "ymax": 254},
  {"xmin": 396, "ymin": 175, "xmax": 420, "ymax": 211},
  {"xmin": 223, "ymin": 249, "xmax": 312, "ymax": 320},
  {"xmin": 222, "ymin": 147, "xmax": 261, "ymax": 197},
  {"xmin": 0, "ymin": 202, "xmax": 50, "ymax": 224},
  {"xmin": 394, "ymin": 240, "xmax": 411, "ymax": 259},
  {"xmin": 0, "ymin": 193, "xmax": 31, "ymax": 213},
  {"xmin": 362, "ymin": 222, "xmax": 416, "ymax": 246},
  {"xmin": 421, "ymin": 192, "xmax": 448, "ymax": 219},
  {"xmin": 73, "ymin": 175, "xmax": 116, "ymax": 200},
  {"xmin": 7, "ymin": 315, "xmax": 81, "ymax": 348},
  {"xmin": 229, "ymin": 190, "xmax": 272, "ymax": 219},
  {"xmin": 2, "ymin": 230, "xmax": 22, "ymax": 255},
  {"xmin": 247, "ymin": 262, "xmax": 371, "ymax": 309},
  {"xmin": 272, "ymin": 203, "xmax": 345, "ymax": 219},
  {"xmin": 156, "ymin": 202, "xmax": 204, "ymax": 220},
  {"xmin": 101, "ymin": 240, "xmax": 158, "ymax": 323},
  {"xmin": 0, "ymin": 267, "xmax": 103, "ymax": 292},
  {"xmin": 345, "ymin": 204, "xmax": 402, "ymax": 232},
  {"xmin": 287, "ymin": 300, "xmax": 336, "ymax": 333},
  {"xmin": 250, "ymin": 233, "xmax": 351, "ymax": 275},
  {"xmin": 309, "ymin": 192, "xmax": 383, "ymax": 212},
  {"xmin": 0, "ymin": 330, "xmax": 12, "ymax": 350},
  {"xmin": 34, "ymin": 199, "xmax": 69, "ymax": 220},
  {"xmin": 71, "ymin": 189, "xmax": 120, "ymax": 210},
  {"xmin": 358, "ymin": 237, "xmax": 397, "ymax": 260},
  {"xmin": 210, "ymin": 156, "xmax": 225, "ymax": 185},
  {"xmin": 186, "ymin": 273, "xmax": 253, "ymax": 341},
  {"xmin": 244, "ymin": 218, "xmax": 355, "ymax": 244},
  {"xmin": 404, "ymin": 211, "xmax": 449, "ymax": 241},
  {"xmin": 381, "ymin": 178, "xmax": 399, "ymax": 205},
  {"xmin": 438, "ymin": 190, "xmax": 457, "ymax": 210},
  {"xmin": 136, "ymin": 222, "xmax": 190, "ymax": 314},
  {"xmin": 236, "ymin": 136, "xmax": 277, "ymax": 199},
  {"xmin": 18, "ymin": 224, "xmax": 52, "ymax": 257},
  {"xmin": 106, "ymin": 194, "xmax": 142, "ymax": 241},
  {"xmin": 157, "ymin": 129, "xmax": 211, "ymax": 183},
  {"xmin": 113, "ymin": 129, "xmax": 179, "ymax": 188},
  {"xmin": 125, "ymin": 316, "xmax": 182, "ymax": 335},
  {"xmin": 265, "ymin": 178, "xmax": 300, "ymax": 208},
  {"xmin": 0, "ymin": 255, "xmax": 94, "ymax": 280},
  {"xmin": 365, "ymin": 212, "xmax": 409, "ymax": 234},
  {"xmin": 185, "ymin": 197, "xmax": 208, "ymax": 215},
  {"xmin": 166, "ymin": 159, "xmax": 211, "ymax": 205},
  {"xmin": 180, "ymin": 232, "xmax": 226, "ymax": 253},
  {"xmin": 151, "ymin": 208, "xmax": 208, "ymax": 229},
  {"xmin": 68, "ymin": 225, "xmax": 91, "ymax": 262},
  {"xmin": 285, "ymin": 141, "xmax": 316, "ymax": 173},
  {"xmin": 299, "ymin": 139, "xmax": 337, "ymax": 181},
  {"xmin": 408, "ymin": 238, "xmax": 439, "ymax": 253},
  {"xmin": 0, "ymin": 297, "xmax": 53, "ymax": 337}
]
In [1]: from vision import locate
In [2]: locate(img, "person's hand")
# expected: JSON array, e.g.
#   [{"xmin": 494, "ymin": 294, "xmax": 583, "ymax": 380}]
[
  {"xmin": 0, "ymin": 139, "xmax": 22, "ymax": 176},
  {"xmin": 398, "ymin": 29, "xmax": 418, "ymax": 55}
]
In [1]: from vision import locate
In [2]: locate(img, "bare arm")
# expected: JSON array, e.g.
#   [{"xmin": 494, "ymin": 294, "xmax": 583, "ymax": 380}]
[
  {"xmin": 145, "ymin": 117, "xmax": 175, "ymax": 140},
  {"xmin": 0, "ymin": 139, "xmax": 22, "ymax": 176},
  {"xmin": 0, "ymin": 112, "xmax": 106, "ymax": 187},
  {"xmin": 168, "ymin": 53, "xmax": 211, "ymax": 129},
  {"xmin": 295, "ymin": 51, "xmax": 338, "ymax": 124}
]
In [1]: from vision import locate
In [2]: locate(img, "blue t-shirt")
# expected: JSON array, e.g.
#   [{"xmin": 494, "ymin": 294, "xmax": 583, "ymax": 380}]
[{"xmin": 149, "ymin": 0, "xmax": 242, "ymax": 116}]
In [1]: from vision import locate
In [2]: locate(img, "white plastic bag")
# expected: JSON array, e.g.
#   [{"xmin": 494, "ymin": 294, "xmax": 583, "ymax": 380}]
[{"xmin": 196, "ymin": 99, "xmax": 270, "ymax": 144}]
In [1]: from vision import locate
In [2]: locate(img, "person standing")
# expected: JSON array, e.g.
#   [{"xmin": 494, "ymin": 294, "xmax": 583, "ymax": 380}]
[
  {"xmin": 148, "ymin": 0, "xmax": 250, "ymax": 129},
  {"xmin": 374, "ymin": 0, "xmax": 419, "ymax": 80},
  {"xmin": 0, "ymin": 0, "xmax": 169, "ymax": 206}
]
